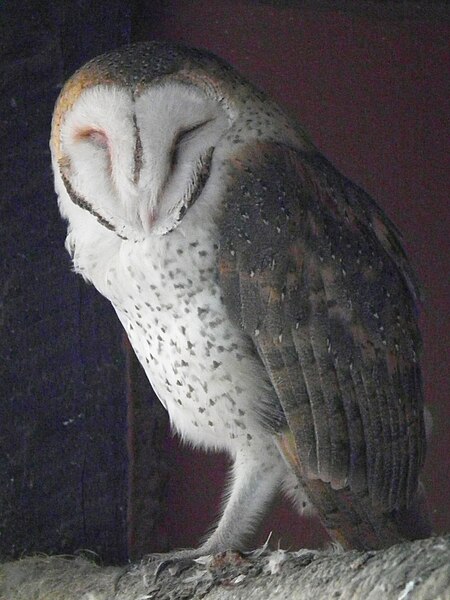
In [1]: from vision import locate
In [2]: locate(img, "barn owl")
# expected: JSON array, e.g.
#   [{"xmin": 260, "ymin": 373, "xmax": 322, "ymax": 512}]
[{"xmin": 50, "ymin": 42, "xmax": 431, "ymax": 562}]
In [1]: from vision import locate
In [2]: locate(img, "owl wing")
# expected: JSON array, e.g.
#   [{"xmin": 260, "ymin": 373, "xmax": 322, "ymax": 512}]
[{"xmin": 217, "ymin": 142, "xmax": 426, "ymax": 534}]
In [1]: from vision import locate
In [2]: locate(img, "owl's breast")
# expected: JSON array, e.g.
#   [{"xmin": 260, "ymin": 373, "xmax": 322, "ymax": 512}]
[{"xmin": 102, "ymin": 229, "xmax": 277, "ymax": 454}]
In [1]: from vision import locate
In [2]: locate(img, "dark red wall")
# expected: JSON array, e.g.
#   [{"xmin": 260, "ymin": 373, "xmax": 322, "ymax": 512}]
[{"xmin": 134, "ymin": 2, "xmax": 450, "ymax": 550}]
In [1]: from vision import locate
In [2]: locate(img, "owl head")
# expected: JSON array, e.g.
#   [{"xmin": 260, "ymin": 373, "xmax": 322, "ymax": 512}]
[{"xmin": 50, "ymin": 42, "xmax": 307, "ymax": 243}]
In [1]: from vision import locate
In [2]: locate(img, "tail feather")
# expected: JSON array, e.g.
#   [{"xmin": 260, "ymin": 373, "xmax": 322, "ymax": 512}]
[{"xmin": 278, "ymin": 432, "xmax": 432, "ymax": 550}]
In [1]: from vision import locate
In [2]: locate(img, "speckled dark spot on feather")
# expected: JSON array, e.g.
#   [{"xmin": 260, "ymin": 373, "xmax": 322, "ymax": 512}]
[{"xmin": 225, "ymin": 394, "xmax": 236, "ymax": 406}]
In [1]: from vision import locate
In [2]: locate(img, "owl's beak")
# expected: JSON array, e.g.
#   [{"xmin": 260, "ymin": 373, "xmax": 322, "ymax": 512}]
[
  {"xmin": 148, "ymin": 208, "xmax": 159, "ymax": 229},
  {"xmin": 139, "ymin": 202, "xmax": 159, "ymax": 235}
]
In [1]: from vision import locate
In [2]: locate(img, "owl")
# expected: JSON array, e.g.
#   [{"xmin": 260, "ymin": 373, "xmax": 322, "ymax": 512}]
[{"xmin": 50, "ymin": 42, "xmax": 431, "ymax": 562}]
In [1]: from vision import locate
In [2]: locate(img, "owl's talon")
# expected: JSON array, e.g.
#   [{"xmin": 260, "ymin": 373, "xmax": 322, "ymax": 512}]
[{"xmin": 153, "ymin": 552, "xmax": 201, "ymax": 582}]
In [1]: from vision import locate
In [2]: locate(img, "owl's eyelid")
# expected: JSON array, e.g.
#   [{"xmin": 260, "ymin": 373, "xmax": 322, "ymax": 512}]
[
  {"xmin": 168, "ymin": 118, "xmax": 214, "ymax": 174},
  {"xmin": 74, "ymin": 127, "xmax": 109, "ymax": 150},
  {"xmin": 174, "ymin": 118, "xmax": 215, "ymax": 147}
]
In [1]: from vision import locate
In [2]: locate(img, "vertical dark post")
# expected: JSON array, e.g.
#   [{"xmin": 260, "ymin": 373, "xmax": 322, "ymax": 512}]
[
  {"xmin": 0, "ymin": 1, "xmax": 139, "ymax": 564},
  {"xmin": 126, "ymin": 341, "xmax": 170, "ymax": 559}
]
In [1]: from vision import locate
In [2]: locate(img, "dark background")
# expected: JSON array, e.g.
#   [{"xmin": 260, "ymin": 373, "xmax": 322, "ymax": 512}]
[{"xmin": 0, "ymin": 1, "xmax": 448, "ymax": 564}]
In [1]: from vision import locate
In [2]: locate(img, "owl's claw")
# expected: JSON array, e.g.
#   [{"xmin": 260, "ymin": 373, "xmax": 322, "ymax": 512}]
[
  {"xmin": 154, "ymin": 555, "xmax": 196, "ymax": 581},
  {"xmin": 152, "ymin": 547, "xmax": 249, "ymax": 582},
  {"xmin": 151, "ymin": 548, "xmax": 207, "ymax": 582}
]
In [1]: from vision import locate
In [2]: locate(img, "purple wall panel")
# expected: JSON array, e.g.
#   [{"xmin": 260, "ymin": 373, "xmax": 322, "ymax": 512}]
[{"xmin": 0, "ymin": 1, "xmax": 132, "ymax": 563}]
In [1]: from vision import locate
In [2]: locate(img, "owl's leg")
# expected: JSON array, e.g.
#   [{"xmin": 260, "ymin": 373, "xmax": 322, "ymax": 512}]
[
  {"xmin": 199, "ymin": 444, "xmax": 286, "ymax": 553},
  {"xmin": 281, "ymin": 468, "xmax": 315, "ymax": 516},
  {"xmin": 154, "ymin": 443, "xmax": 286, "ymax": 577}
]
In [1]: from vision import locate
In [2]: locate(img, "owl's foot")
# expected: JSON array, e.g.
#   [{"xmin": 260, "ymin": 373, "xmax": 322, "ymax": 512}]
[
  {"xmin": 152, "ymin": 547, "xmax": 248, "ymax": 582},
  {"xmin": 153, "ymin": 549, "xmax": 201, "ymax": 580}
]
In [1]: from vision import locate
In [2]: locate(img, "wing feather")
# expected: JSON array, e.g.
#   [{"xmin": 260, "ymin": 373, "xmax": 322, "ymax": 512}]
[{"xmin": 217, "ymin": 142, "xmax": 425, "ymax": 512}]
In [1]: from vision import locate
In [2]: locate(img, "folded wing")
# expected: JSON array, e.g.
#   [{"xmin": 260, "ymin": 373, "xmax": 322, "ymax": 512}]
[{"xmin": 217, "ymin": 142, "xmax": 426, "ymax": 523}]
